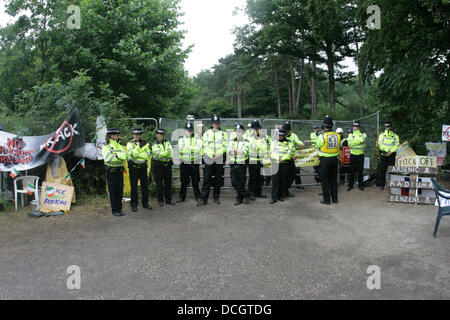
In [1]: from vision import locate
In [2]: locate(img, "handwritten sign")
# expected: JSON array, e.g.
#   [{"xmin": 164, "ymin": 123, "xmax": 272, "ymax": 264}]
[
  {"xmin": 396, "ymin": 142, "xmax": 416, "ymax": 161},
  {"xmin": 40, "ymin": 182, "xmax": 74, "ymax": 213},
  {"xmin": 295, "ymin": 147, "xmax": 319, "ymax": 167},
  {"xmin": 389, "ymin": 194, "xmax": 435, "ymax": 204},
  {"xmin": 388, "ymin": 166, "xmax": 438, "ymax": 175},
  {"xmin": 396, "ymin": 156, "xmax": 437, "ymax": 168}
]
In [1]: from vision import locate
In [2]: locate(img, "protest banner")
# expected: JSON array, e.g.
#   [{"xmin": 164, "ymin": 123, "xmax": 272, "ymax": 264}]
[
  {"xmin": 395, "ymin": 141, "xmax": 416, "ymax": 161},
  {"xmin": 294, "ymin": 147, "xmax": 319, "ymax": 167},
  {"xmin": 426, "ymin": 142, "xmax": 447, "ymax": 166},
  {"xmin": 388, "ymin": 166, "xmax": 438, "ymax": 175},
  {"xmin": 40, "ymin": 182, "xmax": 74, "ymax": 213},
  {"xmin": 396, "ymin": 155, "xmax": 437, "ymax": 168},
  {"xmin": 442, "ymin": 125, "xmax": 450, "ymax": 142},
  {"xmin": 0, "ymin": 109, "xmax": 85, "ymax": 172}
]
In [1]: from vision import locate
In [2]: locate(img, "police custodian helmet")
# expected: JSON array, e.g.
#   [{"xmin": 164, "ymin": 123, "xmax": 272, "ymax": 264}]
[
  {"xmin": 185, "ymin": 122, "xmax": 194, "ymax": 131},
  {"xmin": 211, "ymin": 114, "xmax": 220, "ymax": 124}
]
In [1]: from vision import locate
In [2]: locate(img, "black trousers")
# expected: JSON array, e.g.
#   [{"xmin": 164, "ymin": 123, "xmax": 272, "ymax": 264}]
[
  {"xmin": 287, "ymin": 160, "xmax": 302, "ymax": 186},
  {"xmin": 348, "ymin": 154, "xmax": 364, "ymax": 187},
  {"xmin": 129, "ymin": 163, "xmax": 149, "ymax": 207},
  {"xmin": 230, "ymin": 164, "xmax": 250, "ymax": 200},
  {"xmin": 179, "ymin": 163, "xmax": 201, "ymax": 200},
  {"xmin": 200, "ymin": 163, "xmax": 224, "ymax": 202},
  {"xmin": 152, "ymin": 161, "xmax": 172, "ymax": 203},
  {"xmin": 106, "ymin": 167, "xmax": 123, "ymax": 213},
  {"xmin": 319, "ymin": 156, "xmax": 338, "ymax": 203},
  {"xmin": 248, "ymin": 162, "xmax": 264, "ymax": 196},
  {"xmin": 379, "ymin": 153, "xmax": 396, "ymax": 186},
  {"xmin": 313, "ymin": 166, "xmax": 320, "ymax": 183},
  {"xmin": 271, "ymin": 162, "xmax": 290, "ymax": 201}
]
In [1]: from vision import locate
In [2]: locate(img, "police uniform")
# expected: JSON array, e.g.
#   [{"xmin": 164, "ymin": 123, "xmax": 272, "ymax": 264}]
[
  {"xmin": 151, "ymin": 128, "xmax": 174, "ymax": 206},
  {"xmin": 228, "ymin": 123, "xmax": 251, "ymax": 205},
  {"xmin": 198, "ymin": 114, "xmax": 227, "ymax": 206},
  {"xmin": 283, "ymin": 122, "xmax": 303, "ymax": 191},
  {"xmin": 316, "ymin": 116, "xmax": 341, "ymax": 205},
  {"xmin": 270, "ymin": 128, "xmax": 295, "ymax": 204},
  {"xmin": 247, "ymin": 120, "xmax": 269, "ymax": 200},
  {"xmin": 102, "ymin": 128, "xmax": 127, "ymax": 216},
  {"xmin": 347, "ymin": 121, "xmax": 367, "ymax": 191},
  {"xmin": 378, "ymin": 122, "xmax": 399, "ymax": 190},
  {"xmin": 126, "ymin": 128, "xmax": 152, "ymax": 212},
  {"xmin": 177, "ymin": 122, "xmax": 202, "ymax": 202}
]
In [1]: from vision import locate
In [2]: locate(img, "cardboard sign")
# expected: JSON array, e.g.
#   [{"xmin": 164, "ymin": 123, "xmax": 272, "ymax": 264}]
[
  {"xmin": 388, "ymin": 166, "xmax": 438, "ymax": 175},
  {"xmin": 396, "ymin": 142, "xmax": 416, "ymax": 161},
  {"xmin": 442, "ymin": 125, "xmax": 450, "ymax": 142},
  {"xmin": 396, "ymin": 155, "xmax": 437, "ymax": 168},
  {"xmin": 295, "ymin": 147, "xmax": 319, "ymax": 167},
  {"xmin": 40, "ymin": 182, "xmax": 74, "ymax": 213}
]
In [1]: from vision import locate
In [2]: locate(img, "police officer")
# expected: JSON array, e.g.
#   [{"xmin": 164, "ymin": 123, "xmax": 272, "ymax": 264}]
[
  {"xmin": 127, "ymin": 128, "xmax": 152, "ymax": 212},
  {"xmin": 270, "ymin": 128, "xmax": 295, "ymax": 204},
  {"xmin": 378, "ymin": 121, "xmax": 399, "ymax": 190},
  {"xmin": 151, "ymin": 128, "xmax": 175, "ymax": 206},
  {"xmin": 197, "ymin": 114, "xmax": 227, "ymax": 206},
  {"xmin": 177, "ymin": 122, "xmax": 202, "ymax": 202},
  {"xmin": 228, "ymin": 123, "xmax": 251, "ymax": 205},
  {"xmin": 102, "ymin": 128, "xmax": 127, "ymax": 216},
  {"xmin": 316, "ymin": 116, "xmax": 341, "ymax": 205},
  {"xmin": 247, "ymin": 120, "xmax": 269, "ymax": 200},
  {"xmin": 283, "ymin": 122, "xmax": 305, "ymax": 192},
  {"xmin": 347, "ymin": 121, "xmax": 367, "ymax": 191}
]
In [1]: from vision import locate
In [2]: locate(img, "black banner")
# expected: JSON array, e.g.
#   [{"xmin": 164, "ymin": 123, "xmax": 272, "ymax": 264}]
[{"xmin": 0, "ymin": 109, "xmax": 85, "ymax": 172}]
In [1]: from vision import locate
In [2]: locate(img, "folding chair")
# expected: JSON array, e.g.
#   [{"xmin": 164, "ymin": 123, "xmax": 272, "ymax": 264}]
[
  {"xmin": 431, "ymin": 178, "xmax": 450, "ymax": 238},
  {"xmin": 13, "ymin": 176, "xmax": 40, "ymax": 211}
]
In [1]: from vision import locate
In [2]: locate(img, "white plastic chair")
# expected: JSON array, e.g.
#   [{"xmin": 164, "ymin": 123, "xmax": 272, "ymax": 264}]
[{"xmin": 13, "ymin": 176, "xmax": 40, "ymax": 211}]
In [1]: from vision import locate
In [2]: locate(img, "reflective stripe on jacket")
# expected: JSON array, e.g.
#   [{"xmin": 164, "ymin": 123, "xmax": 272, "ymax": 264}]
[
  {"xmin": 152, "ymin": 140, "xmax": 172, "ymax": 162},
  {"xmin": 348, "ymin": 130, "xmax": 367, "ymax": 155},
  {"xmin": 378, "ymin": 130, "xmax": 399, "ymax": 153},
  {"xmin": 126, "ymin": 140, "xmax": 151, "ymax": 164},
  {"xmin": 202, "ymin": 128, "xmax": 227, "ymax": 158},
  {"xmin": 102, "ymin": 140, "xmax": 127, "ymax": 167}
]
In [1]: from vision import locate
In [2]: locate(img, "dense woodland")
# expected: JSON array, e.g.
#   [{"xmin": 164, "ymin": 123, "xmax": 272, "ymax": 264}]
[{"xmin": 0, "ymin": 0, "xmax": 448, "ymax": 155}]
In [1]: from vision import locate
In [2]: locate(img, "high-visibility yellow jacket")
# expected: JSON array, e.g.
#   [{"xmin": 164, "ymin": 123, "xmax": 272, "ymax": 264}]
[
  {"xmin": 247, "ymin": 134, "xmax": 270, "ymax": 162},
  {"xmin": 270, "ymin": 139, "xmax": 295, "ymax": 162},
  {"xmin": 286, "ymin": 132, "xmax": 303, "ymax": 148},
  {"xmin": 151, "ymin": 140, "xmax": 172, "ymax": 162},
  {"xmin": 178, "ymin": 135, "xmax": 202, "ymax": 163},
  {"xmin": 316, "ymin": 131, "xmax": 341, "ymax": 157},
  {"xmin": 202, "ymin": 128, "xmax": 227, "ymax": 158},
  {"xmin": 378, "ymin": 130, "xmax": 399, "ymax": 153},
  {"xmin": 227, "ymin": 138, "xmax": 248, "ymax": 164},
  {"xmin": 348, "ymin": 130, "xmax": 367, "ymax": 155},
  {"xmin": 310, "ymin": 132, "xmax": 319, "ymax": 146},
  {"xmin": 102, "ymin": 139, "xmax": 127, "ymax": 167},
  {"xmin": 126, "ymin": 140, "xmax": 151, "ymax": 164}
]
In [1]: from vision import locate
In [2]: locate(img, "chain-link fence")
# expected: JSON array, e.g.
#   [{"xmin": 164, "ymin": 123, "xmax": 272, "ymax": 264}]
[
  {"xmin": 335, "ymin": 112, "xmax": 379, "ymax": 171},
  {"xmin": 159, "ymin": 113, "xmax": 379, "ymax": 189}
]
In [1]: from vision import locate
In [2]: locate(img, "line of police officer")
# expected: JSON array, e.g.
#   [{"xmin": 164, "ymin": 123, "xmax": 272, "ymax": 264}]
[{"xmin": 102, "ymin": 114, "xmax": 399, "ymax": 215}]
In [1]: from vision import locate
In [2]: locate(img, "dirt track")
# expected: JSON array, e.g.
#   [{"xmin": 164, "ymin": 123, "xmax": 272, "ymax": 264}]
[{"xmin": 0, "ymin": 178, "xmax": 449, "ymax": 299}]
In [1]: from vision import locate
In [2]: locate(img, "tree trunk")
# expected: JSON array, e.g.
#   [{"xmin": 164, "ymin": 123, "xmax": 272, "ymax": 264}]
[
  {"xmin": 295, "ymin": 58, "xmax": 304, "ymax": 114},
  {"xmin": 274, "ymin": 64, "xmax": 282, "ymax": 117},
  {"xmin": 237, "ymin": 85, "xmax": 242, "ymax": 118},
  {"xmin": 355, "ymin": 41, "xmax": 364, "ymax": 116},
  {"xmin": 287, "ymin": 74, "xmax": 293, "ymax": 116},
  {"xmin": 325, "ymin": 45, "xmax": 336, "ymax": 113},
  {"xmin": 288, "ymin": 56, "xmax": 296, "ymax": 115},
  {"xmin": 311, "ymin": 61, "xmax": 318, "ymax": 118}
]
